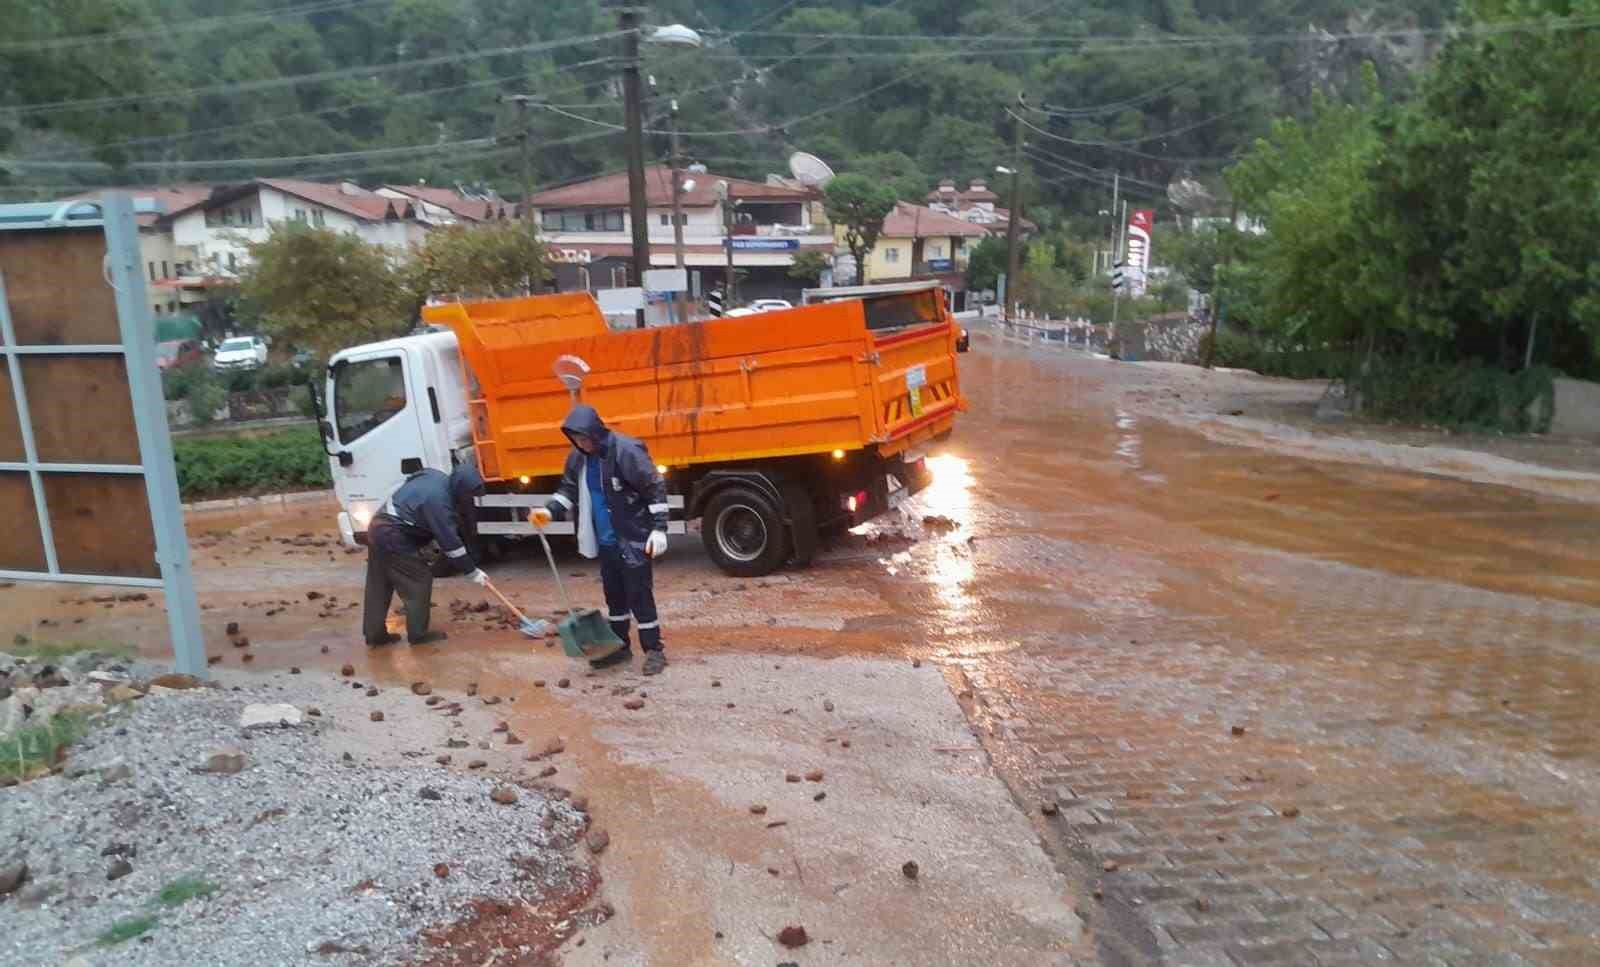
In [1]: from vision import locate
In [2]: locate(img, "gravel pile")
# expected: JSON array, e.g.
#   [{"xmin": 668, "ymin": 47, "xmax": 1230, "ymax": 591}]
[{"xmin": 0, "ymin": 675, "xmax": 590, "ymax": 966}]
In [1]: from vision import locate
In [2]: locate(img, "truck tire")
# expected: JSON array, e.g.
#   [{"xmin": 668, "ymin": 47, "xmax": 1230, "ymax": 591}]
[{"xmin": 702, "ymin": 485, "xmax": 791, "ymax": 577}]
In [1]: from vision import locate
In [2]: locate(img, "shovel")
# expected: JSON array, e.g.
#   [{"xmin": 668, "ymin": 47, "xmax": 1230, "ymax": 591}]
[
  {"xmin": 532, "ymin": 524, "xmax": 627, "ymax": 661},
  {"xmin": 479, "ymin": 576, "xmax": 552, "ymax": 640}
]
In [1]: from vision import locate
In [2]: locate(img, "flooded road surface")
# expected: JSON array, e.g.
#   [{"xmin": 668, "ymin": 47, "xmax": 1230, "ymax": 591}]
[{"xmin": 5, "ymin": 334, "xmax": 1599, "ymax": 965}]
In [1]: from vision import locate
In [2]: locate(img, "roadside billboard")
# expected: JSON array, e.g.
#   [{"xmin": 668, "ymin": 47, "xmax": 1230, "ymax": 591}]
[{"xmin": 1124, "ymin": 209, "xmax": 1154, "ymax": 296}]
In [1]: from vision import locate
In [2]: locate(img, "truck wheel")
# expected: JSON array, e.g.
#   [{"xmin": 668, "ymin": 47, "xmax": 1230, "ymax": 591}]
[{"xmin": 703, "ymin": 485, "xmax": 791, "ymax": 577}]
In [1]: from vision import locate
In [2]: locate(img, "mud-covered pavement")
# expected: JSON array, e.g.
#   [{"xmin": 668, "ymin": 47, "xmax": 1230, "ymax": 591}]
[{"xmin": 7, "ymin": 332, "xmax": 1600, "ymax": 965}]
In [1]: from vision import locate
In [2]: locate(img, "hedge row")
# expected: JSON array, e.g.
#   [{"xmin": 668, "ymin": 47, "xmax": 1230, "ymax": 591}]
[{"xmin": 174, "ymin": 427, "xmax": 331, "ymax": 501}]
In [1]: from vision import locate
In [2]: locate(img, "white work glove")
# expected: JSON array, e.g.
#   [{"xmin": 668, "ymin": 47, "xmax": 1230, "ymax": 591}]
[
  {"xmin": 528, "ymin": 507, "xmax": 553, "ymax": 528},
  {"xmin": 645, "ymin": 530, "xmax": 668, "ymax": 559},
  {"xmin": 467, "ymin": 568, "xmax": 489, "ymax": 587}
]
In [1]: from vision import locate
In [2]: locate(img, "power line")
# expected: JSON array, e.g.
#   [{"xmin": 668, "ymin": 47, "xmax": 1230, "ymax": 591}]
[
  {"xmin": 0, "ymin": 29, "xmax": 626, "ymax": 118},
  {"xmin": 0, "ymin": 0, "xmax": 389, "ymax": 53}
]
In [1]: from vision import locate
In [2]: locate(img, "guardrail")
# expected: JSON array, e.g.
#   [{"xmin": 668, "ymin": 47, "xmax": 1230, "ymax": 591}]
[{"xmin": 982, "ymin": 317, "xmax": 1106, "ymax": 353}]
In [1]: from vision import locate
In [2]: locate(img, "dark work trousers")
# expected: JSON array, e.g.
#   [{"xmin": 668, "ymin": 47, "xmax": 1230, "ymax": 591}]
[
  {"xmin": 362, "ymin": 520, "xmax": 434, "ymax": 644},
  {"xmin": 598, "ymin": 544, "xmax": 662, "ymax": 653}
]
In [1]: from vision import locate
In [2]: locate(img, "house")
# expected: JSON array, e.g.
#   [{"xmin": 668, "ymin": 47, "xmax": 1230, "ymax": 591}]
[
  {"xmin": 836, "ymin": 202, "xmax": 989, "ymax": 307},
  {"xmin": 925, "ymin": 177, "xmax": 1031, "ymax": 235},
  {"xmin": 525, "ymin": 165, "xmax": 834, "ymax": 304},
  {"xmin": 377, "ymin": 184, "xmax": 516, "ymax": 226},
  {"xmin": 65, "ymin": 185, "xmax": 213, "ymax": 322},
  {"xmin": 161, "ymin": 178, "xmax": 427, "ymax": 283}
]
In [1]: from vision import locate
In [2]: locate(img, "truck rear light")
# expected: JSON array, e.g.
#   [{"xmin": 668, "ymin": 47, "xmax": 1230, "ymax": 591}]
[{"xmin": 845, "ymin": 489, "xmax": 868, "ymax": 513}]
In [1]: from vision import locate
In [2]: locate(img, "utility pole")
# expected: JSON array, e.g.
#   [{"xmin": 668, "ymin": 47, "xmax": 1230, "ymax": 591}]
[
  {"xmin": 500, "ymin": 94, "xmax": 540, "ymax": 291},
  {"xmin": 668, "ymin": 98, "xmax": 689, "ymax": 323},
  {"xmin": 1110, "ymin": 197, "xmax": 1127, "ymax": 355},
  {"xmin": 618, "ymin": 5, "xmax": 650, "ymax": 328},
  {"xmin": 724, "ymin": 195, "xmax": 737, "ymax": 308},
  {"xmin": 1004, "ymin": 93, "xmax": 1025, "ymax": 322}
]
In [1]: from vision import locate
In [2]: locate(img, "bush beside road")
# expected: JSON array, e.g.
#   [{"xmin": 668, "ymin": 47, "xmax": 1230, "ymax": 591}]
[{"xmin": 173, "ymin": 427, "xmax": 330, "ymax": 502}]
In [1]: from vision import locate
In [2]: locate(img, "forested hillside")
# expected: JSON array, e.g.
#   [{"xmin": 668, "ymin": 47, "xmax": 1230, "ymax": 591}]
[{"xmin": 2, "ymin": 0, "xmax": 1453, "ymax": 213}]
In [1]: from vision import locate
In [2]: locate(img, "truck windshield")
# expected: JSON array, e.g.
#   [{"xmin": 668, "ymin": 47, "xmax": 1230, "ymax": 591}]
[{"xmin": 334, "ymin": 356, "xmax": 407, "ymax": 444}]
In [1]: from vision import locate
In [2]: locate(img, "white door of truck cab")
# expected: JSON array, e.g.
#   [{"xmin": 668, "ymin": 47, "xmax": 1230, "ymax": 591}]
[{"xmin": 327, "ymin": 349, "xmax": 429, "ymax": 542}]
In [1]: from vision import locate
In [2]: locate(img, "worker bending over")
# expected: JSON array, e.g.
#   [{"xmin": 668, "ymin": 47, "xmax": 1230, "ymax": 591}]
[
  {"xmin": 532, "ymin": 404, "xmax": 670, "ymax": 675},
  {"xmin": 363, "ymin": 463, "xmax": 489, "ymax": 646}
]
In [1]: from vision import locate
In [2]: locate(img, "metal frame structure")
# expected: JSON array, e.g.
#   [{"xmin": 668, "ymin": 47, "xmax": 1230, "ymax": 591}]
[{"xmin": 0, "ymin": 194, "xmax": 205, "ymax": 674}]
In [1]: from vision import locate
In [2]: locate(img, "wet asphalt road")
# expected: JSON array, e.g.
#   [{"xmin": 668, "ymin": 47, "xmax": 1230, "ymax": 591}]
[{"xmin": 6, "ymin": 332, "xmax": 1599, "ymax": 965}]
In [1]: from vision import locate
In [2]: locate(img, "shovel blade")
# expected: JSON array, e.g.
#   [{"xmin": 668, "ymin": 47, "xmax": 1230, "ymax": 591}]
[{"xmin": 558, "ymin": 608, "xmax": 626, "ymax": 660}]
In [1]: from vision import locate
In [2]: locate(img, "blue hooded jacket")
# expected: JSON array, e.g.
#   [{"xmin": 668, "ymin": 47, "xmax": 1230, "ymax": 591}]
[
  {"xmin": 546, "ymin": 405, "xmax": 669, "ymax": 562},
  {"xmin": 373, "ymin": 462, "xmax": 485, "ymax": 573}
]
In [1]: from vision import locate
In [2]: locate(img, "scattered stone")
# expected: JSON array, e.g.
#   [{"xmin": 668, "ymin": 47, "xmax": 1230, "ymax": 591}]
[
  {"xmin": 434, "ymin": 755, "xmax": 451, "ymax": 766},
  {"xmin": 225, "ymin": 621, "xmax": 240, "ymax": 636},
  {"xmin": 492, "ymin": 722, "xmax": 508, "ymax": 733},
  {"xmin": 240, "ymin": 703, "xmax": 304, "ymax": 730},
  {"xmin": 490, "ymin": 786, "xmax": 519, "ymax": 805},
  {"xmin": 106, "ymin": 685, "xmax": 144, "ymax": 704},
  {"xmin": 241, "ymin": 652, "xmax": 255, "ymax": 664},
  {"xmin": 804, "ymin": 769, "xmax": 824, "ymax": 782},
  {"xmin": 813, "ymin": 791, "xmax": 826, "ymax": 802},
  {"xmin": 623, "ymin": 699, "xmax": 645, "ymax": 710},
  {"xmin": 306, "ymin": 591, "xmax": 324, "ymax": 601},
  {"xmin": 505, "ymin": 733, "xmax": 522, "ymax": 746},
  {"xmin": 586, "ymin": 829, "xmax": 610, "ymax": 854},
  {"xmin": 424, "ymin": 696, "xmax": 442, "ymax": 706},
  {"xmin": 340, "ymin": 664, "xmax": 355, "ymax": 677},
  {"xmin": 200, "ymin": 746, "xmax": 247, "ymax": 774},
  {"xmin": 231, "ymin": 637, "xmax": 250, "ymax": 649},
  {"xmin": 776, "ymin": 925, "xmax": 809, "ymax": 948},
  {"xmin": 0, "ymin": 861, "xmax": 28, "ymax": 897},
  {"xmin": 902, "ymin": 860, "xmax": 919, "ymax": 880},
  {"xmin": 711, "ymin": 679, "xmax": 721, "ymax": 688},
  {"xmin": 1093, "ymin": 887, "xmax": 1104, "ymax": 901},
  {"xmin": 1194, "ymin": 898, "xmax": 1210, "ymax": 912},
  {"xmin": 911, "ymin": 658, "xmax": 922, "ymax": 668},
  {"xmin": 433, "ymin": 863, "xmax": 449, "ymax": 879},
  {"xmin": 538, "ymin": 765, "xmax": 557, "ymax": 778},
  {"xmin": 465, "ymin": 682, "xmax": 479, "ymax": 696},
  {"xmin": 532, "ymin": 680, "xmax": 545, "ymax": 688},
  {"xmin": 290, "ymin": 667, "xmax": 301, "ymax": 675},
  {"xmin": 557, "ymin": 679, "xmax": 571, "ymax": 689},
  {"xmin": 1281, "ymin": 805, "xmax": 1301, "ymax": 819},
  {"xmin": 1103, "ymin": 860, "xmax": 1119, "ymax": 872},
  {"xmin": 410, "ymin": 682, "xmax": 431, "ymax": 696},
  {"xmin": 149, "ymin": 673, "xmax": 201, "ymax": 690},
  {"xmin": 750, "ymin": 804, "xmax": 767, "ymax": 815},
  {"xmin": 321, "ymin": 646, "xmax": 330, "ymax": 654},
  {"xmin": 365, "ymin": 688, "xmax": 379, "ymax": 698},
  {"xmin": 106, "ymin": 859, "xmax": 133, "ymax": 881},
  {"xmin": 99, "ymin": 762, "xmax": 133, "ymax": 784},
  {"xmin": 468, "ymin": 760, "xmax": 487, "ymax": 770},
  {"xmin": 369, "ymin": 711, "xmax": 384, "ymax": 722},
  {"xmin": 482, "ymin": 696, "xmax": 502, "ymax": 706},
  {"xmin": 207, "ymin": 655, "xmax": 223, "ymax": 666},
  {"xmin": 785, "ymin": 773, "xmax": 801, "ymax": 783},
  {"xmin": 1231, "ymin": 725, "xmax": 1246, "ymax": 736},
  {"xmin": 446, "ymin": 739, "xmax": 468, "ymax": 749},
  {"xmin": 544, "ymin": 738, "xmax": 565, "ymax": 756},
  {"xmin": 840, "ymin": 740, "xmax": 851, "ymax": 749},
  {"xmin": 1041, "ymin": 802, "xmax": 1059, "ymax": 817},
  {"xmin": 823, "ymin": 700, "xmax": 834, "ymax": 712},
  {"xmin": 306, "ymin": 707, "xmax": 321, "ymax": 717}
]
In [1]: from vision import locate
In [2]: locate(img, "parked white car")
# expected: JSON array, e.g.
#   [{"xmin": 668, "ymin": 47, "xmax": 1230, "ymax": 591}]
[
  {"xmin": 211, "ymin": 335, "xmax": 269, "ymax": 372},
  {"xmin": 748, "ymin": 299, "xmax": 794, "ymax": 313}
]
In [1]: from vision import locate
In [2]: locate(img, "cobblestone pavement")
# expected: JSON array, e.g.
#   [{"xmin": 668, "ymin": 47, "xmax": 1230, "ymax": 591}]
[{"xmin": 902, "ymin": 343, "xmax": 1600, "ymax": 965}]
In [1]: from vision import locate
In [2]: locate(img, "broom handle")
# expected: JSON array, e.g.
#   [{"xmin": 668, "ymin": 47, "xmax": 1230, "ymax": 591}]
[
  {"xmin": 535, "ymin": 529, "xmax": 579, "ymax": 618},
  {"xmin": 481, "ymin": 578, "xmax": 533, "ymax": 626}
]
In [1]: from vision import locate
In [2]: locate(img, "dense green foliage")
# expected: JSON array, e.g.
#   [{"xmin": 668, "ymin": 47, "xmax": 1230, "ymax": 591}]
[
  {"xmin": 824, "ymin": 174, "xmax": 897, "ymax": 283},
  {"xmin": 173, "ymin": 427, "xmax": 331, "ymax": 499}
]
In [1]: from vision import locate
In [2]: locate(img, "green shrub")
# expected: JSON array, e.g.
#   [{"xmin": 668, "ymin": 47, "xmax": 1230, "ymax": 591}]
[
  {"xmin": 255, "ymin": 363, "xmax": 301, "ymax": 389},
  {"xmin": 173, "ymin": 427, "xmax": 331, "ymax": 500},
  {"xmin": 186, "ymin": 379, "xmax": 228, "ymax": 428},
  {"xmin": 158, "ymin": 876, "xmax": 218, "ymax": 907},
  {"xmin": 1, "ymin": 708, "xmax": 100, "ymax": 782},
  {"xmin": 1354, "ymin": 358, "xmax": 1556, "ymax": 433},
  {"xmin": 223, "ymin": 368, "xmax": 259, "ymax": 393},
  {"xmin": 98, "ymin": 915, "xmax": 158, "ymax": 947},
  {"xmin": 289, "ymin": 384, "xmax": 317, "ymax": 419},
  {"xmin": 161, "ymin": 363, "xmax": 211, "ymax": 402}
]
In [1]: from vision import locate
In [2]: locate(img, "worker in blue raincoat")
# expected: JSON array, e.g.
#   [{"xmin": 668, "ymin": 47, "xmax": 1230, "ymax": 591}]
[
  {"xmin": 531, "ymin": 404, "xmax": 671, "ymax": 674},
  {"xmin": 363, "ymin": 463, "xmax": 488, "ymax": 645}
]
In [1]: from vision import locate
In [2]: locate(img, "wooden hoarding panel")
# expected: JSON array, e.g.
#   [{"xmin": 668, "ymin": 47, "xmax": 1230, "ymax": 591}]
[
  {"xmin": 43, "ymin": 472, "xmax": 158, "ymax": 578},
  {"xmin": 0, "ymin": 471, "xmax": 47, "ymax": 571},
  {"xmin": 0, "ymin": 367, "xmax": 22, "ymax": 461},
  {"xmin": 21, "ymin": 356, "xmax": 142, "ymax": 464},
  {"xmin": 0, "ymin": 230, "xmax": 122, "ymax": 345}
]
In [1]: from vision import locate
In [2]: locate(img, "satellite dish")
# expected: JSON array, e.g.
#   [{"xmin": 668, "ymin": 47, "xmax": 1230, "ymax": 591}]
[
  {"xmin": 1166, "ymin": 175, "xmax": 1214, "ymax": 211},
  {"xmin": 788, "ymin": 152, "xmax": 836, "ymax": 188}
]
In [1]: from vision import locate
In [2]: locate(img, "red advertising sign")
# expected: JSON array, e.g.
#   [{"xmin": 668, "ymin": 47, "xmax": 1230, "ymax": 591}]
[{"xmin": 1123, "ymin": 209, "xmax": 1154, "ymax": 295}]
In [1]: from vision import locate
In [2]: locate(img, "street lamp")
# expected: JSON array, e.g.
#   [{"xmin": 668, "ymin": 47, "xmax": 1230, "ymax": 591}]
[
  {"xmin": 997, "ymin": 163, "xmax": 1022, "ymax": 321},
  {"xmin": 619, "ymin": 12, "xmax": 705, "ymax": 327}
]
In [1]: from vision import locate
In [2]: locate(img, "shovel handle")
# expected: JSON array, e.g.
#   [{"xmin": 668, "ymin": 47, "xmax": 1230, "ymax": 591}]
[
  {"xmin": 481, "ymin": 578, "xmax": 531, "ymax": 626},
  {"xmin": 535, "ymin": 528, "xmax": 579, "ymax": 619}
]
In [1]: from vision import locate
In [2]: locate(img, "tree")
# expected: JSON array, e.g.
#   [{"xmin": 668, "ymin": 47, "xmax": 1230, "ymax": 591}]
[
  {"xmin": 239, "ymin": 223, "xmax": 408, "ymax": 357},
  {"xmin": 787, "ymin": 250, "xmax": 830, "ymax": 285},
  {"xmin": 965, "ymin": 236, "xmax": 1008, "ymax": 291},
  {"xmin": 405, "ymin": 222, "xmax": 550, "ymax": 305},
  {"xmin": 824, "ymin": 175, "xmax": 898, "ymax": 285}
]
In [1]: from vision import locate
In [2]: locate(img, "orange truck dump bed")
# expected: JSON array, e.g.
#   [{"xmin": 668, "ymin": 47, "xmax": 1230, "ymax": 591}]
[{"xmin": 423, "ymin": 287, "xmax": 965, "ymax": 482}]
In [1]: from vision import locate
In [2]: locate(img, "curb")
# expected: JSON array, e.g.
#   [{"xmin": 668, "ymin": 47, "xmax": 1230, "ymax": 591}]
[{"xmin": 184, "ymin": 489, "xmax": 334, "ymax": 512}]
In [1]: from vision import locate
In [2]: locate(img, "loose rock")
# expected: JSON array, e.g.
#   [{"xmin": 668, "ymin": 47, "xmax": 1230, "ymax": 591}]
[
  {"xmin": 1041, "ymin": 802, "xmax": 1059, "ymax": 816},
  {"xmin": 586, "ymin": 829, "xmax": 610, "ymax": 854},
  {"xmin": 823, "ymin": 700, "xmax": 834, "ymax": 712},
  {"xmin": 785, "ymin": 773, "xmax": 801, "ymax": 783},
  {"xmin": 622, "ymin": 699, "xmax": 645, "ymax": 710},
  {"xmin": 240, "ymin": 703, "xmax": 304, "ymax": 730},
  {"xmin": 543, "ymin": 738, "xmax": 565, "ymax": 756},
  {"xmin": 432, "ymin": 863, "xmax": 449, "ymax": 879},
  {"xmin": 419, "ymin": 787, "xmax": 443, "ymax": 801},
  {"xmin": 557, "ymin": 679, "xmax": 571, "ymax": 689},
  {"xmin": 750, "ymin": 804, "xmax": 767, "ymax": 815},
  {"xmin": 369, "ymin": 711, "xmax": 384, "ymax": 722},
  {"xmin": 1231, "ymin": 725, "xmax": 1246, "ymax": 736},
  {"xmin": 106, "ymin": 859, "xmax": 133, "ymax": 881},
  {"xmin": 490, "ymin": 786, "xmax": 518, "ymax": 805},
  {"xmin": 902, "ymin": 860, "xmax": 919, "ymax": 880},
  {"xmin": 200, "ymin": 746, "xmax": 247, "ymax": 774},
  {"xmin": 410, "ymin": 682, "xmax": 431, "ymax": 696},
  {"xmin": 805, "ymin": 769, "xmax": 824, "ymax": 782},
  {"xmin": 340, "ymin": 664, "xmax": 355, "ymax": 677},
  {"xmin": 777, "ymin": 925, "xmax": 809, "ymax": 948},
  {"xmin": 149, "ymin": 673, "xmax": 201, "ymax": 690},
  {"xmin": 0, "ymin": 861, "xmax": 28, "ymax": 896}
]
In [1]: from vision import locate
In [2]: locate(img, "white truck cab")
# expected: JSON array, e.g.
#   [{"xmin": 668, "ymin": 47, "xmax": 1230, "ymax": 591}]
[{"xmin": 322, "ymin": 330, "xmax": 472, "ymax": 546}]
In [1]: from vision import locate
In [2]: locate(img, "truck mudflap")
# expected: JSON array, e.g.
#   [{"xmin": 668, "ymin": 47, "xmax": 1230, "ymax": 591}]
[{"xmin": 472, "ymin": 493, "xmax": 688, "ymax": 537}]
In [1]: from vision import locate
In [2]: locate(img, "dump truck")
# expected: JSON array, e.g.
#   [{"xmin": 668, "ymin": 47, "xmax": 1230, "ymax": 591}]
[{"xmin": 319, "ymin": 280, "xmax": 966, "ymax": 576}]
